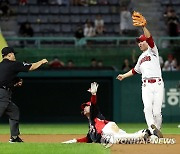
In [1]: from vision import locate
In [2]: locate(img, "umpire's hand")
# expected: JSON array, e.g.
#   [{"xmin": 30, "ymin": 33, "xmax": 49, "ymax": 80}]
[{"xmin": 14, "ymin": 79, "xmax": 23, "ymax": 87}]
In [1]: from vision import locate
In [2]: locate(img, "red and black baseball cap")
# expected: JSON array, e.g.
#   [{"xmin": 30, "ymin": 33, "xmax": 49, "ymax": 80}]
[
  {"xmin": 81, "ymin": 102, "xmax": 91, "ymax": 110},
  {"xmin": 136, "ymin": 34, "xmax": 147, "ymax": 42},
  {"xmin": 2, "ymin": 47, "xmax": 16, "ymax": 57}
]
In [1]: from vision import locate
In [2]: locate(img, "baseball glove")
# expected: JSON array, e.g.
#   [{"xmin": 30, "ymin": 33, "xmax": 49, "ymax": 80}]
[
  {"xmin": 87, "ymin": 82, "xmax": 99, "ymax": 94},
  {"xmin": 132, "ymin": 11, "xmax": 147, "ymax": 27}
]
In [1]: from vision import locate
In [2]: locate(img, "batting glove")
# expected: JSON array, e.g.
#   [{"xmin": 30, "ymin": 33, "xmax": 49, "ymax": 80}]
[{"xmin": 87, "ymin": 82, "xmax": 99, "ymax": 94}]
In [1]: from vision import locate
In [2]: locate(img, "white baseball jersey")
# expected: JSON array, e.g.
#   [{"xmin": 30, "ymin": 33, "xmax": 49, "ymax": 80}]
[
  {"xmin": 133, "ymin": 36, "xmax": 164, "ymax": 132},
  {"xmin": 134, "ymin": 44, "xmax": 162, "ymax": 80}
]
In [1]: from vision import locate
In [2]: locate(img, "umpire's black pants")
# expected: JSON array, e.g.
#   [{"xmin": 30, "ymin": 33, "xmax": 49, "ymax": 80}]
[{"xmin": 0, "ymin": 88, "xmax": 20, "ymax": 136}]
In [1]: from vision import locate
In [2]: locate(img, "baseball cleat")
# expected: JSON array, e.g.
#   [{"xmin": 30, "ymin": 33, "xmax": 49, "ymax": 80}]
[
  {"xmin": 9, "ymin": 136, "xmax": 24, "ymax": 143},
  {"xmin": 151, "ymin": 124, "xmax": 163, "ymax": 138},
  {"xmin": 143, "ymin": 129, "xmax": 151, "ymax": 142},
  {"xmin": 101, "ymin": 134, "xmax": 113, "ymax": 148}
]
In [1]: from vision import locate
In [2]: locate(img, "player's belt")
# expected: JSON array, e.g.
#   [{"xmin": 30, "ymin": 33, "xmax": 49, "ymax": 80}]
[{"xmin": 143, "ymin": 78, "xmax": 161, "ymax": 83}]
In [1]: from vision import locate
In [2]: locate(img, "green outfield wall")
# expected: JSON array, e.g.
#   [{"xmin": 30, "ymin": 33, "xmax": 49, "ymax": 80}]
[{"xmin": 8, "ymin": 70, "xmax": 180, "ymax": 123}]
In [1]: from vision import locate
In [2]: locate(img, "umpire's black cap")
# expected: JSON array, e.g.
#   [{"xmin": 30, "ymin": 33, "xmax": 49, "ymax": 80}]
[{"xmin": 1, "ymin": 47, "xmax": 16, "ymax": 57}]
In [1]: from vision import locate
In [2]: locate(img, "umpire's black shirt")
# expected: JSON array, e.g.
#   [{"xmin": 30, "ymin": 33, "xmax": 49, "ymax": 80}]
[{"xmin": 0, "ymin": 59, "xmax": 32, "ymax": 88}]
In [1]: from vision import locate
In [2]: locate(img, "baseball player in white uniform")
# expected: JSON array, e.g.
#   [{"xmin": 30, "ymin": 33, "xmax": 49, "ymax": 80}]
[{"xmin": 117, "ymin": 19, "xmax": 164, "ymax": 137}]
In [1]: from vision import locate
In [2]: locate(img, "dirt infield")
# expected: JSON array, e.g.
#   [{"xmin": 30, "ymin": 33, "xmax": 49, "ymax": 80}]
[{"xmin": 0, "ymin": 134, "xmax": 179, "ymax": 154}]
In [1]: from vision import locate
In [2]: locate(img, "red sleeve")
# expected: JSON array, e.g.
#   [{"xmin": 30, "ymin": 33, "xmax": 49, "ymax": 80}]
[
  {"xmin": 77, "ymin": 137, "xmax": 89, "ymax": 143},
  {"xmin": 91, "ymin": 95, "xmax": 97, "ymax": 105},
  {"xmin": 131, "ymin": 68, "xmax": 137, "ymax": 75},
  {"xmin": 146, "ymin": 36, "xmax": 154, "ymax": 48}
]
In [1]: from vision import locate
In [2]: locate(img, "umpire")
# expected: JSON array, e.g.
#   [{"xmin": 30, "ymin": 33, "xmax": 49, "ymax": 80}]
[{"xmin": 0, "ymin": 47, "xmax": 48, "ymax": 143}]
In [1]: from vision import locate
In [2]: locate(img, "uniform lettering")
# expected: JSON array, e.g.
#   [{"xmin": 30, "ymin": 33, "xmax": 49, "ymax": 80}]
[
  {"xmin": 23, "ymin": 62, "xmax": 31, "ymax": 66},
  {"xmin": 140, "ymin": 56, "xmax": 151, "ymax": 65}
]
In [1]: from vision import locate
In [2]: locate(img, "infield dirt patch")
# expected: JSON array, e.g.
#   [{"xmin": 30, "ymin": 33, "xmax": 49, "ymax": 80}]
[{"xmin": 0, "ymin": 134, "xmax": 179, "ymax": 154}]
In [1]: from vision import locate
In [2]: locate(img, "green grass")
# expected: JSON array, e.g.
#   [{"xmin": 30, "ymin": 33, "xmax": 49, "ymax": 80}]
[
  {"xmin": 0, "ymin": 123, "xmax": 179, "ymax": 134},
  {"xmin": 116, "ymin": 123, "xmax": 180, "ymax": 134},
  {"xmin": 0, "ymin": 123, "xmax": 88, "ymax": 134},
  {"xmin": 0, "ymin": 143, "xmax": 109, "ymax": 154},
  {"xmin": 0, "ymin": 123, "xmax": 179, "ymax": 154}
]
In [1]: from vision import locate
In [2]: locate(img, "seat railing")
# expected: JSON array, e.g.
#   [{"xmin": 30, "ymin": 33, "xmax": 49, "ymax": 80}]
[{"xmin": 5, "ymin": 36, "xmax": 180, "ymax": 48}]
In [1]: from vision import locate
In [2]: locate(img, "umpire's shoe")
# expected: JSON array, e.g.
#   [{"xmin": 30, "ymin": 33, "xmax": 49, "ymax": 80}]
[
  {"xmin": 9, "ymin": 136, "xmax": 23, "ymax": 143},
  {"xmin": 151, "ymin": 124, "xmax": 163, "ymax": 138}
]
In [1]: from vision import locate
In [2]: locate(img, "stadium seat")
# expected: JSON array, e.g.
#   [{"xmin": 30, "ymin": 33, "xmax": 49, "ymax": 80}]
[
  {"xmin": 160, "ymin": 0, "xmax": 171, "ymax": 5},
  {"xmin": 106, "ymin": 26, "xmax": 114, "ymax": 33},
  {"xmin": 99, "ymin": 6, "xmax": 109, "ymax": 14},
  {"xmin": 109, "ymin": 0, "xmax": 119, "ymax": 5},
  {"xmin": 28, "ymin": 0, "xmax": 37, "ymax": 5},
  {"xmin": 89, "ymin": 14, "xmax": 96, "ymax": 21},
  {"xmin": 52, "ymin": 32, "xmax": 63, "ymax": 37},
  {"xmin": 80, "ymin": 15, "xmax": 91, "ymax": 23},
  {"xmin": 17, "ymin": 15, "xmax": 27, "ymax": 23},
  {"xmin": 111, "ymin": 15, "xmax": 120, "ymax": 23},
  {"xmin": 171, "ymin": 0, "xmax": 180, "ymax": 5},
  {"xmin": 89, "ymin": 6, "xmax": 100, "ymax": 14},
  {"xmin": 176, "ymin": 8, "xmax": 180, "ymax": 15},
  {"xmin": 27, "ymin": 15, "xmax": 38, "ymax": 23},
  {"xmin": 59, "ymin": 6, "xmax": 70, "ymax": 14},
  {"xmin": 114, "ymin": 25, "xmax": 120, "ymax": 34},
  {"xmin": 32, "ymin": 24, "xmax": 40, "ymax": 33},
  {"xmin": 70, "ymin": 15, "xmax": 81, "ymax": 23},
  {"xmin": 79, "ymin": 6, "xmax": 90, "ymax": 14},
  {"xmin": 60, "ymin": 15, "xmax": 70, "ymax": 23},
  {"xmin": 71, "ymin": 24, "xmax": 78, "ymax": 32},
  {"xmin": 69, "ymin": 6, "xmax": 80, "ymax": 14},
  {"xmin": 61, "ymin": 24, "xmax": 71, "ymax": 32},
  {"xmin": 18, "ymin": 5, "xmax": 28, "ymax": 14},
  {"xmin": 48, "ymin": 15, "xmax": 60, "ymax": 23},
  {"xmin": 50, "ymin": 6, "xmax": 59, "ymax": 14},
  {"xmin": 53, "ymin": 25, "xmax": 61, "ymax": 33},
  {"xmin": 39, "ymin": 6, "xmax": 49, "ymax": 14},
  {"xmin": 40, "ymin": 24, "xmax": 51, "ymax": 32},
  {"xmin": 34, "ymin": 32, "xmax": 43, "ymax": 36},
  {"xmin": 62, "ymin": 33, "xmax": 73, "ymax": 37},
  {"xmin": 38, "ymin": 15, "xmax": 48, "ymax": 23},
  {"xmin": 103, "ymin": 15, "xmax": 112, "ymax": 23},
  {"xmin": 29, "ymin": 5, "xmax": 39, "ymax": 14},
  {"xmin": 9, "ymin": 0, "xmax": 17, "ymax": 5}
]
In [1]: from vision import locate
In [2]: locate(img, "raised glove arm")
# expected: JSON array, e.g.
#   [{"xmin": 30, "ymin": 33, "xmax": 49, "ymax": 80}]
[
  {"xmin": 87, "ymin": 82, "xmax": 99, "ymax": 95},
  {"xmin": 132, "ymin": 11, "xmax": 147, "ymax": 27},
  {"xmin": 62, "ymin": 139, "xmax": 77, "ymax": 144}
]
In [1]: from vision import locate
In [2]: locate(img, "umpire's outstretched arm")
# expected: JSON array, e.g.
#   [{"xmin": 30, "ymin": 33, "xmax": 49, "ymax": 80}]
[{"xmin": 29, "ymin": 59, "xmax": 48, "ymax": 71}]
